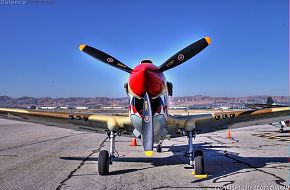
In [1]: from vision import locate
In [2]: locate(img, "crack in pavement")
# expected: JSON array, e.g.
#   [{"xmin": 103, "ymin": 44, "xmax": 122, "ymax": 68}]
[
  {"xmin": 212, "ymin": 169, "xmax": 253, "ymax": 187},
  {"xmin": 247, "ymin": 144, "xmax": 282, "ymax": 150},
  {"xmin": 55, "ymin": 136, "xmax": 108, "ymax": 190},
  {"xmin": 86, "ymin": 177, "xmax": 108, "ymax": 189},
  {"xmin": 210, "ymin": 153, "xmax": 288, "ymax": 188},
  {"xmin": 0, "ymin": 133, "xmax": 89, "ymax": 152},
  {"xmin": 152, "ymin": 185, "xmax": 217, "ymax": 189},
  {"xmin": 203, "ymin": 136, "xmax": 239, "ymax": 145},
  {"xmin": 203, "ymin": 136, "xmax": 226, "ymax": 145},
  {"xmin": 204, "ymin": 136, "xmax": 288, "ymax": 188},
  {"xmin": 224, "ymin": 154, "xmax": 288, "ymax": 188}
]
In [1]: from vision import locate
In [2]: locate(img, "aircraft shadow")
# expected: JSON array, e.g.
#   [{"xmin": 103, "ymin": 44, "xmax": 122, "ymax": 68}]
[{"xmin": 60, "ymin": 142, "xmax": 288, "ymax": 180}]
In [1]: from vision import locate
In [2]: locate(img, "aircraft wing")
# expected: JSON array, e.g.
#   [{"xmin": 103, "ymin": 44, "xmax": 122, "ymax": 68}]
[
  {"xmin": 245, "ymin": 104, "xmax": 287, "ymax": 109},
  {"xmin": 167, "ymin": 107, "xmax": 290, "ymax": 135},
  {"xmin": 0, "ymin": 108, "xmax": 133, "ymax": 134}
]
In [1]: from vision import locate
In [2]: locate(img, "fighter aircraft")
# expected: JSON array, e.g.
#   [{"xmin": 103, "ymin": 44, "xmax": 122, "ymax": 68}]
[
  {"xmin": 245, "ymin": 97, "xmax": 290, "ymax": 133},
  {"xmin": 0, "ymin": 37, "xmax": 289, "ymax": 176}
]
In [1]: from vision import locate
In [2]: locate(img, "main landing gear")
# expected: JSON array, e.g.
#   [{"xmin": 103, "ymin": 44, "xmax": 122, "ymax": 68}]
[
  {"xmin": 278, "ymin": 120, "xmax": 288, "ymax": 133},
  {"xmin": 279, "ymin": 127, "xmax": 284, "ymax": 133},
  {"xmin": 187, "ymin": 130, "xmax": 205, "ymax": 175},
  {"xmin": 279, "ymin": 124, "xmax": 284, "ymax": 133},
  {"xmin": 98, "ymin": 150, "xmax": 110, "ymax": 175},
  {"xmin": 156, "ymin": 137, "xmax": 165, "ymax": 153},
  {"xmin": 98, "ymin": 130, "xmax": 118, "ymax": 175},
  {"xmin": 156, "ymin": 144, "xmax": 162, "ymax": 153}
]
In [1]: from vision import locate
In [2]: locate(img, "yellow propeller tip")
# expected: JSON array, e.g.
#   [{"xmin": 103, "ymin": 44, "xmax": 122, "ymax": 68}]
[
  {"xmin": 205, "ymin": 37, "xmax": 211, "ymax": 45},
  {"xmin": 79, "ymin": 44, "xmax": 86, "ymax": 51},
  {"xmin": 144, "ymin": 151, "xmax": 154, "ymax": 157}
]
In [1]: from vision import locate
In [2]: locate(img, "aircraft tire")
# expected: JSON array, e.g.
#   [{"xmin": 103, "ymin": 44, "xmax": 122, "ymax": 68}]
[
  {"xmin": 157, "ymin": 145, "xmax": 162, "ymax": 153},
  {"xmin": 279, "ymin": 128, "xmax": 284, "ymax": 133},
  {"xmin": 98, "ymin": 150, "xmax": 110, "ymax": 175},
  {"xmin": 194, "ymin": 150, "xmax": 205, "ymax": 175}
]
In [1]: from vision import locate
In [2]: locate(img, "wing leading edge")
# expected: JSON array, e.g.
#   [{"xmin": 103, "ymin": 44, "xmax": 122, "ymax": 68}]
[
  {"xmin": 0, "ymin": 108, "xmax": 132, "ymax": 133},
  {"xmin": 1, "ymin": 106, "xmax": 289, "ymax": 137},
  {"xmin": 167, "ymin": 107, "xmax": 290, "ymax": 134}
]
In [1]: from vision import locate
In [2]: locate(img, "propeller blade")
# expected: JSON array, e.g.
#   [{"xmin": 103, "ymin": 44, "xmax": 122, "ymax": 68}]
[
  {"xmin": 141, "ymin": 92, "xmax": 154, "ymax": 156},
  {"xmin": 158, "ymin": 37, "xmax": 211, "ymax": 72},
  {"xmin": 79, "ymin": 44, "xmax": 133, "ymax": 73}
]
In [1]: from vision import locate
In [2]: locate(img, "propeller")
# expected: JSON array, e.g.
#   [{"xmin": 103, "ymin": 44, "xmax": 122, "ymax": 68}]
[
  {"xmin": 141, "ymin": 92, "xmax": 154, "ymax": 156},
  {"xmin": 158, "ymin": 37, "xmax": 211, "ymax": 72},
  {"xmin": 79, "ymin": 44, "xmax": 133, "ymax": 73}
]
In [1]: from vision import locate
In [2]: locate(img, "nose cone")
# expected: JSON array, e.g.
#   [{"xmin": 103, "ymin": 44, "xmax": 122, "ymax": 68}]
[{"xmin": 129, "ymin": 63, "xmax": 166, "ymax": 98}]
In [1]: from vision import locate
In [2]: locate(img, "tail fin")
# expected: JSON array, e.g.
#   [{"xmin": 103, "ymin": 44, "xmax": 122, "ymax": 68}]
[
  {"xmin": 245, "ymin": 96, "xmax": 285, "ymax": 109},
  {"xmin": 266, "ymin": 97, "xmax": 274, "ymax": 105}
]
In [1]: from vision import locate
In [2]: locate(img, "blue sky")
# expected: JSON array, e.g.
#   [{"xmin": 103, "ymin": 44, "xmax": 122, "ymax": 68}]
[{"xmin": 0, "ymin": 0, "xmax": 288, "ymax": 98}]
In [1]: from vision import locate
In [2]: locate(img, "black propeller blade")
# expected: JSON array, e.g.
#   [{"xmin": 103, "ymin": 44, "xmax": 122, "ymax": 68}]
[
  {"xmin": 158, "ymin": 37, "xmax": 211, "ymax": 72},
  {"xmin": 79, "ymin": 44, "xmax": 133, "ymax": 73},
  {"xmin": 141, "ymin": 92, "xmax": 154, "ymax": 156}
]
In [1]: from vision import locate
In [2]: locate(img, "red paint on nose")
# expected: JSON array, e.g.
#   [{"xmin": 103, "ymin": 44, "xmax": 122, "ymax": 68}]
[{"xmin": 129, "ymin": 63, "xmax": 166, "ymax": 97}]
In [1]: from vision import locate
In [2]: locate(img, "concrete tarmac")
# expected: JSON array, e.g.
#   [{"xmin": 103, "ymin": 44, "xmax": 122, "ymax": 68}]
[{"xmin": 0, "ymin": 118, "xmax": 289, "ymax": 190}]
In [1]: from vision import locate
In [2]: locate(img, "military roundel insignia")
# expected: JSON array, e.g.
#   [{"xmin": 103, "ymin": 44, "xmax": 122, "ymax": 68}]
[
  {"xmin": 144, "ymin": 116, "xmax": 150, "ymax": 122},
  {"xmin": 178, "ymin": 54, "xmax": 184, "ymax": 61},
  {"xmin": 107, "ymin": 58, "xmax": 114, "ymax": 63}
]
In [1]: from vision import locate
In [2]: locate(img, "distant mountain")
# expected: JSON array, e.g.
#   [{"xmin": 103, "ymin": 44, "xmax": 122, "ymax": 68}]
[
  {"xmin": 0, "ymin": 95, "xmax": 288, "ymax": 108},
  {"xmin": 169, "ymin": 95, "xmax": 289, "ymax": 107},
  {"xmin": 0, "ymin": 96, "xmax": 128, "ymax": 108}
]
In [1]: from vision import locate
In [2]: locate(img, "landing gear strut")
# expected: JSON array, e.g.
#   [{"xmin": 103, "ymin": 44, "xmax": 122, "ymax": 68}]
[
  {"xmin": 156, "ymin": 137, "xmax": 165, "ymax": 153},
  {"xmin": 98, "ymin": 131, "xmax": 117, "ymax": 175},
  {"xmin": 188, "ymin": 130, "xmax": 195, "ymax": 166},
  {"xmin": 187, "ymin": 130, "xmax": 205, "ymax": 175}
]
